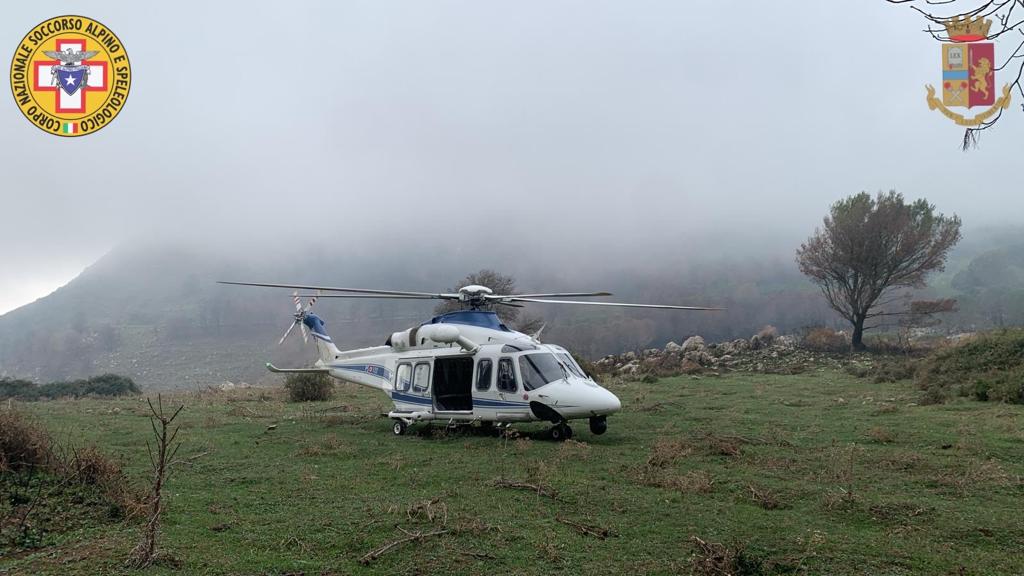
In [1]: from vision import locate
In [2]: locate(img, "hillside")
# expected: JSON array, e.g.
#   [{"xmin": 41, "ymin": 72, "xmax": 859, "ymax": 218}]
[{"xmin": 3, "ymin": 229, "xmax": 1021, "ymax": 390}]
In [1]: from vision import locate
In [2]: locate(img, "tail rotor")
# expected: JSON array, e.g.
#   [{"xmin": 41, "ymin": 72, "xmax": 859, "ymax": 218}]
[{"xmin": 278, "ymin": 290, "xmax": 320, "ymax": 345}]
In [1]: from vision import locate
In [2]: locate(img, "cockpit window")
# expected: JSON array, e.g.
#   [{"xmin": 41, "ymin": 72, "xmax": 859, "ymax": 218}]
[
  {"xmin": 556, "ymin": 353, "xmax": 585, "ymax": 378},
  {"xmin": 518, "ymin": 353, "xmax": 566, "ymax": 391}
]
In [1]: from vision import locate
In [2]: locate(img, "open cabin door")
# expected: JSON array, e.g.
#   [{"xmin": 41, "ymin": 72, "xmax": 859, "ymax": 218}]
[{"xmin": 433, "ymin": 356, "xmax": 474, "ymax": 412}]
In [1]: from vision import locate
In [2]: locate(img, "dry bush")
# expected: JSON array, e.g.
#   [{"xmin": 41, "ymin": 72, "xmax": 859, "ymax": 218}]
[
  {"xmin": 757, "ymin": 325, "xmax": 778, "ymax": 341},
  {"xmin": 701, "ymin": 433, "xmax": 743, "ymax": 457},
  {"xmin": 866, "ymin": 427, "xmax": 897, "ymax": 444},
  {"xmin": 0, "ymin": 411, "xmax": 53, "ymax": 472},
  {"xmin": 747, "ymin": 484, "xmax": 786, "ymax": 510},
  {"xmin": 406, "ymin": 497, "xmax": 448, "ymax": 525},
  {"xmin": 802, "ymin": 326, "xmax": 849, "ymax": 352},
  {"xmin": 689, "ymin": 535, "xmax": 764, "ymax": 576},
  {"xmin": 823, "ymin": 443, "xmax": 864, "ymax": 510},
  {"xmin": 937, "ymin": 458, "xmax": 1018, "ymax": 496},
  {"xmin": 646, "ymin": 438, "xmax": 693, "ymax": 468},
  {"xmin": 67, "ymin": 445, "xmax": 122, "ymax": 486}
]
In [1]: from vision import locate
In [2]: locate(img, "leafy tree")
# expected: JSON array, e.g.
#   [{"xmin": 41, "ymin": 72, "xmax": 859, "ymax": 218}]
[
  {"xmin": 433, "ymin": 269, "xmax": 543, "ymax": 333},
  {"xmin": 796, "ymin": 191, "xmax": 961, "ymax": 350}
]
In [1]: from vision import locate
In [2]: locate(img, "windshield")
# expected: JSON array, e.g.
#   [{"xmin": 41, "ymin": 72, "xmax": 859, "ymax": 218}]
[
  {"xmin": 556, "ymin": 352, "xmax": 586, "ymax": 378},
  {"xmin": 518, "ymin": 353, "xmax": 565, "ymax": 391}
]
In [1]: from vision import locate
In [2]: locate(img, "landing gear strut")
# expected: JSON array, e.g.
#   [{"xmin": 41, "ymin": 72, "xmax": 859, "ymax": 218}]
[
  {"xmin": 589, "ymin": 416, "xmax": 608, "ymax": 435},
  {"xmin": 392, "ymin": 420, "xmax": 407, "ymax": 436},
  {"xmin": 549, "ymin": 422, "xmax": 573, "ymax": 441}
]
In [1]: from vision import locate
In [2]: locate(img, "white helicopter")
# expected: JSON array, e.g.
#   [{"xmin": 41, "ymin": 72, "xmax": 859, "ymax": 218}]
[{"xmin": 219, "ymin": 281, "xmax": 719, "ymax": 440}]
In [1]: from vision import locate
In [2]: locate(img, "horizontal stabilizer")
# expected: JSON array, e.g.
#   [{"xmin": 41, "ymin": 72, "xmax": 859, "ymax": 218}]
[{"xmin": 265, "ymin": 362, "xmax": 330, "ymax": 374}]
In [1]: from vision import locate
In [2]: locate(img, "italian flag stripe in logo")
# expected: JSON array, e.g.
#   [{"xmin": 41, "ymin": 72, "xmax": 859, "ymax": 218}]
[{"xmin": 62, "ymin": 122, "xmax": 77, "ymax": 134}]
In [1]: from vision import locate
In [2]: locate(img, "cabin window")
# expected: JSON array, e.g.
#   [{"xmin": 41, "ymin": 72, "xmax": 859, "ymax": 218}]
[
  {"xmin": 518, "ymin": 353, "xmax": 565, "ymax": 391},
  {"xmin": 475, "ymin": 359, "xmax": 493, "ymax": 391},
  {"xmin": 395, "ymin": 363, "xmax": 411, "ymax": 392},
  {"xmin": 413, "ymin": 362, "xmax": 430, "ymax": 392},
  {"xmin": 497, "ymin": 358, "xmax": 517, "ymax": 393}
]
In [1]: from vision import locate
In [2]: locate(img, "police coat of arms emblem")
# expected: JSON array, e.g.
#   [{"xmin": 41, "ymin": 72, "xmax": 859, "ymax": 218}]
[{"xmin": 925, "ymin": 15, "xmax": 1012, "ymax": 126}]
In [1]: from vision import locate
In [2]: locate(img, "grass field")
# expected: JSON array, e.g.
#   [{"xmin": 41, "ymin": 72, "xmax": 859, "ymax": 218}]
[{"xmin": 3, "ymin": 370, "xmax": 1024, "ymax": 575}]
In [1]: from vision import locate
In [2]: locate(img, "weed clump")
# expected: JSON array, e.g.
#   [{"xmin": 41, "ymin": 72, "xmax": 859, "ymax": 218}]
[
  {"xmin": 689, "ymin": 535, "xmax": 765, "ymax": 576},
  {"xmin": 284, "ymin": 373, "xmax": 334, "ymax": 402},
  {"xmin": 802, "ymin": 326, "xmax": 848, "ymax": 352},
  {"xmin": 0, "ymin": 411, "xmax": 52, "ymax": 472}
]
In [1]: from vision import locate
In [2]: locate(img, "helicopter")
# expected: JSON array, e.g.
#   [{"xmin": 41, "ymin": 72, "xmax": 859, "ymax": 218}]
[{"xmin": 218, "ymin": 281, "xmax": 720, "ymax": 440}]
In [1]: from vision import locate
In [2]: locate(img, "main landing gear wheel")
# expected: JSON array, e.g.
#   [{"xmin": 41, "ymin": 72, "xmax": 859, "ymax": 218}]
[
  {"xmin": 550, "ymin": 422, "xmax": 573, "ymax": 441},
  {"xmin": 392, "ymin": 420, "xmax": 407, "ymax": 436},
  {"xmin": 589, "ymin": 416, "xmax": 608, "ymax": 435}
]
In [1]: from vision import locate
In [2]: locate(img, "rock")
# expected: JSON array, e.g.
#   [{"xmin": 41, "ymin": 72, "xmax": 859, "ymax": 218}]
[
  {"xmin": 624, "ymin": 351, "xmax": 637, "ymax": 361},
  {"xmin": 731, "ymin": 339, "xmax": 750, "ymax": 352},
  {"xmin": 219, "ymin": 381, "xmax": 236, "ymax": 391},
  {"xmin": 618, "ymin": 361, "xmax": 639, "ymax": 375},
  {"xmin": 776, "ymin": 335, "xmax": 797, "ymax": 349},
  {"xmin": 680, "ymin": 358, "xmax": 703, "ymax": 374},
  {"xmin": 665, "ymin": 341, "xmax": 682, "ymax": 353},
  {"xmin": 684, "ymin": 350, "xmax": 713, "ymax": 367},
  {"xmin": 719, "ymin": 354, "xmax": 734, "ymax": 363},
  {"xmin": 681, "ymin": 335, "xmax": 706, "ymax": 353}
]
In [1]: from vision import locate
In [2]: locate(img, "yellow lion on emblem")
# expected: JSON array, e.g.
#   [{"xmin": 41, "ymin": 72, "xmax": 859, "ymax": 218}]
[{"xmin": 972, "ymin": 57, "xmax": 992, "ymax": 99}]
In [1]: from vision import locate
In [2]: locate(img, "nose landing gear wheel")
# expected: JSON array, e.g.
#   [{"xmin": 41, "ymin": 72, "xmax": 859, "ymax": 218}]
[
  {"xmin": 589, "ymin": 416, "xmax": 608, "ymax": 435},
  {"xmin": 393, "ymin": 420, "xmax": 407, "ymax": 436},
  {"xmin": 550, "ymin": 422, "xmax": 573, "ymax": 441}
]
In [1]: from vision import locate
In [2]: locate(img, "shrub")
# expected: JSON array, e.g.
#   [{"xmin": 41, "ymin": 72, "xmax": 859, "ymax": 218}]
[
  {"xmin": 0, "ymin": 411, "xmax": 53, "ymax": 472},
  {"xmin": 0, "ymin": 374, "xmax": 140, "ymax": 401},
  {"xmin": 915, "ymin": 329, "xmax": 1024, "ymax": 404},
  {"xmin": 0, "ymin": 378, "xmax": 36, "ymax": 400},
  {"xmin": 802, "ymin": 327, "xmax": 848, "ymax": 352},
  {"xmin": 284, "ymin": 373, "xmax": 334, "ymax": 402}
]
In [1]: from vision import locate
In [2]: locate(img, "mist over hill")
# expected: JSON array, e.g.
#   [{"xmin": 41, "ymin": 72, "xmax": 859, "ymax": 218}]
[{"xmin": 1, "ymin": 226, "xmax": 1021, "ymax": 390}]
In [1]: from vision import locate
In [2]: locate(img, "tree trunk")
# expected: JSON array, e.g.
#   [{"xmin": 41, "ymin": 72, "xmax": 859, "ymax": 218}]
[{"xmin": 851, "ymin": 315, "xmax": 866, "ymax": 351}]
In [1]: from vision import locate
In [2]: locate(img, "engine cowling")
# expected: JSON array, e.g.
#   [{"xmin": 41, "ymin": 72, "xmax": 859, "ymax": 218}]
[{"xmin": 389, "ymin": 324, "xmax": 478, "ymax": 353}]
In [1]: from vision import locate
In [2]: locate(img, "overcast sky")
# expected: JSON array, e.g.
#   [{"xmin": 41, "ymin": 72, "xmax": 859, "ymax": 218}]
[{"xmin": 1, "ymin": 1, "xmax": 1021, "ymax": 315}]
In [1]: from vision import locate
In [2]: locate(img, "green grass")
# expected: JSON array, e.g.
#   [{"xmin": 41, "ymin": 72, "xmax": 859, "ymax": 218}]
[{"xmin": 3, "ymin": 371, "xmax": 1024, "ymax": 575}]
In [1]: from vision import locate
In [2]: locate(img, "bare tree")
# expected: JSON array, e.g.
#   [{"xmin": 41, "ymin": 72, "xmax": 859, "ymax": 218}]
[
  {"xmin": 886, "ymin": 0, "xmax": 1024, "ymax": 148},
  {"xmin": 433, "ymin": 269, "xmax": 544, "ymax": 333},
  {"xmin": 897, "ymin": 298, "xmax": 959, "ymax": 349},
  {"xmin": 127, "ymin": 395, "xmax": 183, "ymax": 569},
  {"xmin": 796, "ymin": 191, "xmax": 962, "ymax": 350}
]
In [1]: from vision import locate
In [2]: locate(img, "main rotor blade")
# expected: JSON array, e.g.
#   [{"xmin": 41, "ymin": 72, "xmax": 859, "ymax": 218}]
[
  {"xmin": 491, "ymin": 292, "xmax": 613, "ymax": 299},
  {"xmin": 294, "ymin": 294, "xmax": 440, "ymax": 300},
  {"xmin": 495, "ymin": 301, "xmax": 525, "ymax": 308},
  {"xmin": 506, "ymin": 297, "xmax": 724, "ymax": 311},
  {"xmin": 218, "ymin": 281, "xmax": 457, "ymax": 299}
]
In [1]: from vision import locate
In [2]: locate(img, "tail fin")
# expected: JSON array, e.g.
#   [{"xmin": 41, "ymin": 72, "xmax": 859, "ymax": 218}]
[{"xmin": 302, "ymin": 314, "xmax": 339, "ymax": 363}]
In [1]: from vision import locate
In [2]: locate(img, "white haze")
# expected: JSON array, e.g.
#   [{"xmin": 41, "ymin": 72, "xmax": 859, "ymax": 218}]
[{"xmin": 1, "ymin": 1, "xmax": 1022, "ymax": 314}]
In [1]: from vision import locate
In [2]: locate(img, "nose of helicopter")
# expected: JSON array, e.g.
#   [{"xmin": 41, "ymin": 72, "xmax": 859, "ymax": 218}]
[{"xmin": 591, "ymin": 386, "xmax": 622, "ymax": 415}]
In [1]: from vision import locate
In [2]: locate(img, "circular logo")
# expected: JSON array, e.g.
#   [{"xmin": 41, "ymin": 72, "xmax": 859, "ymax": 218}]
[{"xmin": 9, "ymin": 15, "xmax": 131, "ymax": 137}]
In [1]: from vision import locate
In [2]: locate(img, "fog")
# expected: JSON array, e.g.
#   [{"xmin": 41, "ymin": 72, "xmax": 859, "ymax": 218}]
[{"xmin": 2, "ymin": 0, "xmax": 1022, "ymax": 314}]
